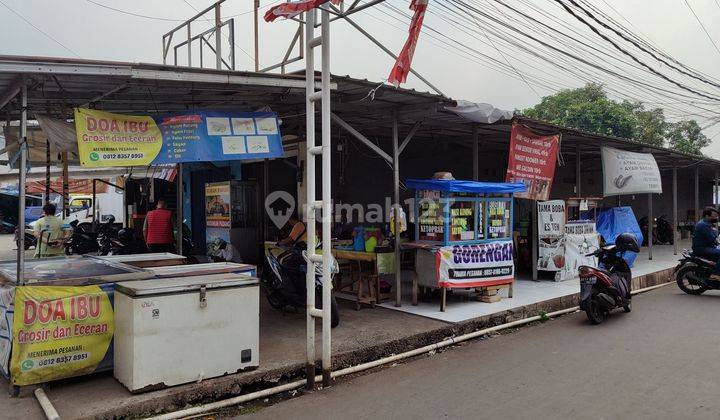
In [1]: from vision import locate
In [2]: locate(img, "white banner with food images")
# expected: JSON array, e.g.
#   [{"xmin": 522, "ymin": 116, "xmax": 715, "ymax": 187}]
[
  {"xmin": 557, "ymin": 222, "xmax": 600, "ymax": 281},
  {"xmin": 601, "ymin": 146, "xmax": 662, "ymax": 196},
  {"xmin": 437, "ymin": 241, "xmax": 514, "ymax": 288},
  {"xmin": 537, "ymin": 200, "xmax": 566, "ymax": 272},
  {"xmin": 0, "ymin": 284, "xmax": 14, "ymax": 378}
]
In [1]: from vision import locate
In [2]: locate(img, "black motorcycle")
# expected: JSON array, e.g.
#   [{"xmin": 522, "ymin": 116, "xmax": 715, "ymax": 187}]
[
  {"xmin": 639, "ymin": 215, "xmax": 674, "ymax": 246},
  {"xmin": 96, "ymin": 216, "xmax": 121, "ymax": 255},
  {"xmin": 108, "ymin": 228, "xmax": 148, "ymax": 255},
  {"xmin": 675, "ymin": 250, "xmax": 720, "ymax": 295},
  {"xmin": 579, "ymin": 233, "xmax": 639, "ymax": 324},
  {"xmin": 64, "ymin": 220, "xmax": 99, "ymax": 255},
  {"xmin": 262, "ymin": 244, "xmax": 340, "ymax": 328},
  {"xmin": 15, "ymin": 225, "xmax": 36, "ymax": 250}
]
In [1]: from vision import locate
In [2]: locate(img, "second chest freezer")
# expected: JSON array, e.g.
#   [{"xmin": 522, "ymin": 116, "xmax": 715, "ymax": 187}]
[{"xmin": 113, "ymin": 273, "xmax": 259, "ymax": 392}]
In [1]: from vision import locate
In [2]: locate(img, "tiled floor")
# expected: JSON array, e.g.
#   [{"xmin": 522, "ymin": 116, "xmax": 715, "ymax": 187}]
[{"xmin": 381, "ymin": 241, "xmax": 685, "ymax": 323}]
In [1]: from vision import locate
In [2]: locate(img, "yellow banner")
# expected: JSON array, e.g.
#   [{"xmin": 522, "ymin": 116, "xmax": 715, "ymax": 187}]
[
  {"xmin": 75, "ymin": 108, "xmax": 163, "ymax": 167},
  {"xmin": 11, "ymin": 285, "xmax": 114, "ymax": 386}
]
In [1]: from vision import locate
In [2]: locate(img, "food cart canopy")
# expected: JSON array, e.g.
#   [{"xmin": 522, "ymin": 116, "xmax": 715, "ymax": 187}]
[{"xmin": 406, "ymin": 179, "xmax": 527, "ymax": 194}]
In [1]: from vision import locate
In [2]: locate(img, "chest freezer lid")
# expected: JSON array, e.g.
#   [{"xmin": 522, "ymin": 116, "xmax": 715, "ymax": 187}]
[
  {"xmin": 93, "ymin": 253, "xmax": 186, "ymax": 263},
  {"xmin": 147, "ymin": 262, "xmax": 256, "ymax": 278},
  {"xmin": 115, "ymin": 273, "xmax": 258, "ymax": 297}
]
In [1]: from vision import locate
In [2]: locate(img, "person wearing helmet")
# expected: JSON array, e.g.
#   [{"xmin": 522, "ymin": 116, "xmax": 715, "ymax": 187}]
[{"xmin": 692, "ymin": 207, "xmax": 720, "ymax": 281}]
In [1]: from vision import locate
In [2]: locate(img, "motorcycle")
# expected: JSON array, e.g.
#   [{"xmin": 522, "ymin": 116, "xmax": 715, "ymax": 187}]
[
  {"xmin": 64, "ymin": 220, "xmax": 99, "ymax": 255},
  {"xmin": 638, "ymin": 215, "xmax": 674, "ymax": 246},
  {"xmin": 578, "ymin": 233, "xmax": 639, "ymax": 324},
  {"xmin": 675, "ymin": 250, "xmax": 720, "ymax": 295},
  {"xmin": 262, "ymin": 243, "xmax": 340, "ymax": 328},
  {"xmin": 96, "ymin": 216, "xmax": 121, "ymax": 256},
  {"xmin": 15, "ymin": 225, "xmax": 36, "ymax": 250},
  {"xmin": 108, "ymin": 228, "xmax": 148, "ymax": 255}
]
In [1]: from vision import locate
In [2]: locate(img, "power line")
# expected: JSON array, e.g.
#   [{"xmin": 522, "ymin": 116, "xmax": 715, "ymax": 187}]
[
  {"xmin": 85, "ymin": 0, "xmax": 269, "ymax": 22},
  {"xmin": 1, "ymin": 0, "xmax": 80, "ymax": 57},
  {"xmin": 682, "ymin": 0, "xmax": 720, "ymax": 57}
]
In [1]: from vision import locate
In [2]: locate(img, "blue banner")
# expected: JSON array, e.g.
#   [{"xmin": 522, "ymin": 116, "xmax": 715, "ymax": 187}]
[{"xmin": 153, "ymin": 111, "xmax": 284, "ymax": 164}]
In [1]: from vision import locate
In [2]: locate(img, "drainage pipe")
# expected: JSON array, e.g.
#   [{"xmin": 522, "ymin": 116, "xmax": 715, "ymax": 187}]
[
  {"xmin": 148, "ymin": 280, "xmax": 672, "ymax": 420},
  {"xmin": 35, "ymin": 388, "xmax": 61, "ymax": 420}
]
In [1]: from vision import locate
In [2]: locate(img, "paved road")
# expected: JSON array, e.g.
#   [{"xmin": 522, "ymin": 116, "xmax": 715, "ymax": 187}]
[{"xmin": 244, "ymin": 285, "xmax": 720, "ymax": 420}]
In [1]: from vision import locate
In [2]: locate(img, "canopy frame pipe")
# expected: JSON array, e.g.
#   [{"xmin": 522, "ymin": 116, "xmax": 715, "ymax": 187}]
[
  {"xmin": 176, "ymin": 163, "xmax": 183, "ymax": 255},
  {"xmin": 648, "ymin": 193, "xmax": 653, "ymax": 260},
  {"xmin": 17, "ymin": 80, "xmax": 27, "ymax": 284},
  {"xmin": 673, "ymin": 166, "xmax": 678, "ymax": 256}
]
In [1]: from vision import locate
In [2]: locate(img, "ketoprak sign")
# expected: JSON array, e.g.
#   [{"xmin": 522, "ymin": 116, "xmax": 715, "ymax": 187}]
[{"xmin": 75, "ymin": 108, "xmax": 284, "ymax": 167}]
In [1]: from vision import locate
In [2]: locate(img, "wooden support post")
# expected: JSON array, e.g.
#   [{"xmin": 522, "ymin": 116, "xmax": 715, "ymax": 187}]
[
  {"xmin": 531, "ymin": 200, "xmax": 538, "ymax": 281},
  {"xmin": 472, "ymin": 126, "xmax": 479, "ymax": 181},
  {"xmin": 45, "ymin": 139, "xmax": 50, "ymax": 202},
  {"xmin": 695, "ymin": 166, "xmax": 700, "ymax": 222},
  {"xmin": 575, "ymin": 143, "xmax": 581, "ymax": 197},
  {"xmin": 62, "ymin": 152, "xmax": 69, "ymax": 217}
]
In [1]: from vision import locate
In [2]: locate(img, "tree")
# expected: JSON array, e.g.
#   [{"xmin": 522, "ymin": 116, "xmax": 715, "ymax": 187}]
[
  {"xmin": 522, "ymin": 83, "xmax": 709, "ymax": 154},
  {"xmin": 667, "ymin": 120, "xmax": 709, "ymax": 155}
]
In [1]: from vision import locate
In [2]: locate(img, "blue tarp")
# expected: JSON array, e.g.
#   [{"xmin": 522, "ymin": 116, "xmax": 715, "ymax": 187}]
[
  {"xmin": 596, "ymin": 206, "xmax": 644, "ymax": 267},
  {"xmin": 405, "ymin": 179, "xmax": 527, "ymax": 194}
]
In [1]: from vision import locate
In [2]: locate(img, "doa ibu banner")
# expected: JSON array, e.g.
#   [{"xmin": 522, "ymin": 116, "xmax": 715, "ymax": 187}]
[
  {"xmin": 505, "ymin": 123, "xmax": 560, "ymax": 201},
  {"xmin": 10, "ymin": 285, "xmax": 115, "ymax": 386}
]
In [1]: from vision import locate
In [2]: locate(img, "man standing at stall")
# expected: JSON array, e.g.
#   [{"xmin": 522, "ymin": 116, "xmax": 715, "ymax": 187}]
[
  {"xmin": 33, "ymin": 203, "xmax": 65, "ymax": 258},
  {"xmin": 143, "ymin": 198, "xmax": 175, "ymax": 253}
]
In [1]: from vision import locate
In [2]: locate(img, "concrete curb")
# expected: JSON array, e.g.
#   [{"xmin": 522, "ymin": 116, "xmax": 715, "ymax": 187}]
[{"xmin": 78, "ymin": 268, "xmax": 674, "ymax": 419}]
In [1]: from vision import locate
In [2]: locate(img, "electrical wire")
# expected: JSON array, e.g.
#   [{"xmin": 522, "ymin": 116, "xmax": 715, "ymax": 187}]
[
  {"xmin": 1, "ymin": 0, "xmax": 80, "ymax": 58},
  {"xmin": 682, "ymin": 0, "xmax": 720, "ymax": 57}
]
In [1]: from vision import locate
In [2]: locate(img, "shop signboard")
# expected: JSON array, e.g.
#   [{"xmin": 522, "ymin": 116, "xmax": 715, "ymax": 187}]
[
  {"xmin": 205, "ymin": 182, "xmax": 234, "ymax": 262},
  {"xmin": 505, "ymin": 123, "xmax": 560, "ymax": 201},
  {"xmin": 9, "ymin": 284, "xmax": 115, "ymax": 386},
  {"xmin": 557, "ymin": 222, "xmax": 600, "ymax": 281},
  {"xmin": 75, "ymin": 108, "xmax": 284, "ymax": 168},
  {"xmin": 601, "ymin": 146, "xmax": 662, "ymax": 196},
  {"xmin": 537, "ymin": 200, "xmax": 566, "ymax": 272},
  {"xmin": 437, "ymin": 241, "xmax": 514, "ymax": 288}
]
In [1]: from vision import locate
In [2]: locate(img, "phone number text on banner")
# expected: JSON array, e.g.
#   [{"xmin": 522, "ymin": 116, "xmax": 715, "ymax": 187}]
[
  {"xmin": 437, "ymin": 241, "xmax": 515, "ymax": 288},
  {"xmin": 75, "ymin": 108, "xmax": 284, "ymax": 167}
]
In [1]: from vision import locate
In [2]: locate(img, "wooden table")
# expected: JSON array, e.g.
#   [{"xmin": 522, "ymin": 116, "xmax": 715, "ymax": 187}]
[{"xmin": 331, "ymin": 248, "xmax": 395, "ymax": 309}]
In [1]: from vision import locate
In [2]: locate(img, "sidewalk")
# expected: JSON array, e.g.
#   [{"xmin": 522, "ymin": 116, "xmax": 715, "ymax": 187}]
[{"xmin": 1, "ymin": 242, "xmax": 678, "ymax": 419}]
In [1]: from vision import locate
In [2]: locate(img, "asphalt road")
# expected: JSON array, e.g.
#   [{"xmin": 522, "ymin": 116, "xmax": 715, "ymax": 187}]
[{"xmin": 243, "ymin": 284, "xmax": 720, "ymax": 420}]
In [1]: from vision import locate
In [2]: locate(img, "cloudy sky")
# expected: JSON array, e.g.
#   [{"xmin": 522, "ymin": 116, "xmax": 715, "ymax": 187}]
[{"xmin": 2, "ymin": 0, "xmax": 720, "ymax": 156}]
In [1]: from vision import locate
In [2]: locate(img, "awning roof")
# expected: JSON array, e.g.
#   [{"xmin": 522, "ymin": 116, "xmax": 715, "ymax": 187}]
[{"xmin": 0, "ymin": 54, "xmax": 717, "ymax": 179}]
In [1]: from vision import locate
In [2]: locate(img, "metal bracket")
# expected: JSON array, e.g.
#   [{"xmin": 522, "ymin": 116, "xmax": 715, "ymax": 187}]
[{"xmin": 199, "ymin": 285, "xmax": 207, "ymax": 308}]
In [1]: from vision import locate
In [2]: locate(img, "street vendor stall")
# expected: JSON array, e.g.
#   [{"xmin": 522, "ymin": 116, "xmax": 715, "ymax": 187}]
[
  {"xmin": 404, "ymin": 179, "xmax": 526, "ymax": 311},
  {"xmin": 0, "ymin": 255, "xmax": 154, "ymax": 395}
]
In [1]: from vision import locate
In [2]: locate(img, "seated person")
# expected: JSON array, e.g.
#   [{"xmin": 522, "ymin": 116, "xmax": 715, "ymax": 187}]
[
  {"xmin": 278, "ymin": 214, "xmax": 307, "ymax": 246},
  {"xmin": 692, "ymin": 207, "xmax": 720, "ymax": 281}
]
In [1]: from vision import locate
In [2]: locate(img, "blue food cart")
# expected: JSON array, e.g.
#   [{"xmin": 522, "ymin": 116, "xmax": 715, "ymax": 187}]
[{"xmin": 404, "ymin": 179, "xmax": 526, "ymax": 311}]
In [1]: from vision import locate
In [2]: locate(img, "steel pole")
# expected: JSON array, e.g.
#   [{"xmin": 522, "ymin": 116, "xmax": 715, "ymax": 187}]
[
  {"xmin": 45, "ymin": 138, "xmax": 50, "ymax": 202},
  {"xmin": 17, "ymin": 82, "xmax": 27, "ymax": 284},
  {"xmin": 648, "ymin": 193, "xmax": 653, "ymax": 260},
  {"xmin": 304, "ymin": 9, "xmax": 317, "ymax": 391},
  {"xmin": 673, "ymin": 166, "xmax": 678, "ymax": 255},
  {"xmin": 472, "ymin": 126, "xmax": 479, "ymax": 181},
  {"xmin": 254, "ymin": 0, "xmax": 260, "ymax": 71},
  {"xmin": 176, "ymin": 164, "xmax": 183, "ymax": 255},
  {"xmin": 187, "ymin": 23, "xmax": 192, "ymax": 67},
  {"xmin": 320, "ymin": 7, "xmax": 332, "ymax": 388},
  {"xmin": 695, "ymin": 166, "xmax": 700, "ymax": 222},
  {"xmin": 575, "ymin": 143, "xmax": 581, "ymax": 197},
  {"xmin": 531, "ymin": 200, "xmax": 538, "ymax": 281},
  {"xmin": 215, "ymin": 4, "xmax": 222, "ymax": 70},
  {"xmin": 61, "ymin": 151, "xmax": 69, "ymax": 217},
  {"xmin": 393, "ymin": 113, "xmax": 401, "ymax": 307}
]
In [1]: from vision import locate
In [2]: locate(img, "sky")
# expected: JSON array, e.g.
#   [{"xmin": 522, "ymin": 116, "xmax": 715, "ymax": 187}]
[{"xmin": 2, "ymin": 0, "xmax": 720, "ymax": 156}]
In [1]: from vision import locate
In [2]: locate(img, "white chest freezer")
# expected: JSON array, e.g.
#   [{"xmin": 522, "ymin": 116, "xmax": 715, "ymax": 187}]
[{"xmin": 113, "ymin": 274, "xmax": 259, "ymax": 392}]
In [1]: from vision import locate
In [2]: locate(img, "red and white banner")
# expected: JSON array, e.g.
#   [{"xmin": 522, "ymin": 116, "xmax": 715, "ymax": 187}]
[
  {"xmin": 265, "ymin": 0, "xmax": 343, "ymax": 22},
  {"xmin": 388, "ymin": 0, "xmax": 428, "ymax": 86},
  {"xmin": 505, "ymin": 123, "xmax": 560, "ymax": 201},
  {"xmin": 436, "ymin": 241, "xmax": 515, "ymax": 288}
]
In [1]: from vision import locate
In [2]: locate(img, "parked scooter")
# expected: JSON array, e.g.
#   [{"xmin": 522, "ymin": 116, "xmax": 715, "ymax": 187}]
[
  {"xmin": 64, "ymin": 220, "xmax": 99, "ymax": 255},
  {"xmin": 675, "ymin": 250, "xmax": 720, "ymax": 295},
  {"xmin": 96, "ymin": 215, "xmax": 121, "ymax": 256},
  {"xmin": 108, "ymin": 228, "xmax": 148, "ymax": 255},
  {"xmin": 638, "ymin": 215, "xmax": 674, "ymax": 246},
  {"xmin": 578, "ymin": 233, "xmax": 639, "ymax": 324},
  {"xmin": 262, "ymin": 243, "xmax": 340, "ymax": 328}
]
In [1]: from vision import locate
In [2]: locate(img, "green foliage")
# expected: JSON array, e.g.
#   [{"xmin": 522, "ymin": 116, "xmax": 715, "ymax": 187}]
[
  {"xmin": 667, "ymin": 120, "xmax": 710, "ymax": 155},
  {"xmin": 522, "ymin": 83, "xmax": 708, "ymax": 154}
]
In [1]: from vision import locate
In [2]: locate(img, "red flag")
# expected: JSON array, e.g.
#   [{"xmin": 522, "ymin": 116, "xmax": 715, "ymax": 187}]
[
  {"xmin": 265, "ymin": 0, "xmax": 343, "ymax": 22},
  {"xmin": 388, "ymin": 0, "xmax": 428, "ymax": 86}
]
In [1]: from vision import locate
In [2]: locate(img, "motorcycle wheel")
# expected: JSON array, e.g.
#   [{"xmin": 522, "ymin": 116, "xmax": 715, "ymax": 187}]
[
  {"xmin": 265, "ymin": 289, "xmax": 287, "ymax": 310},
  {"xmin": 315, "ymin": 290, "xmax": 340, "ymax": 328},
  {"xmin": 676, "ymin": 266, "xmax": 708, "ymax": 295},
  {"xmin": 586, "ymin": 298, "xmax": 605, "ymax": 325},
  {"xmin": 623, "ymin": 301, "xmax": 632, "ymax": 313}
]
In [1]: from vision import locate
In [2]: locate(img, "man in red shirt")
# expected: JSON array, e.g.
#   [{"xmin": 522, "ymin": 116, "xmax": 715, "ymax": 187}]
[{"xmin": 143, "ymin": 198, "xmax": 175, "ymax": 253}]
